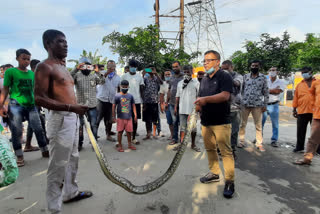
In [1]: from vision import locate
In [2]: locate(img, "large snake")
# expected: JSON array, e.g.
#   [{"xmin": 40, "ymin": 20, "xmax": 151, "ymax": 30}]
[{"xmin": 84, "ymin": 108, "xmax": 198, "ymax": 194}]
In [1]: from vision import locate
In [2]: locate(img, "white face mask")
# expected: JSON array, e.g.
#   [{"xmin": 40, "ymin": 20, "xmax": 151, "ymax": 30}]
[{"xmin": 269, "ymin": 71, "xmax": 277, "ymax": 77}]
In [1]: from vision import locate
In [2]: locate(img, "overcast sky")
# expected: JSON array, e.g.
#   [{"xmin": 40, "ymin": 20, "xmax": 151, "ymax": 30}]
[{"xmin": 0, "ymin": 0, "xmax": 319, "ymax": 68}]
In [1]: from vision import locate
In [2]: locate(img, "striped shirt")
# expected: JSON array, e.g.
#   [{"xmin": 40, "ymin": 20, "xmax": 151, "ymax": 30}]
[{"xmin": 71, "ymin": 69, "xmax": 105, "ymax": 108}]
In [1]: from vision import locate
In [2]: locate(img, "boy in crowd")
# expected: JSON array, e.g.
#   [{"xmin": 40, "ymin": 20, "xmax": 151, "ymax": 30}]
[
  {"xmin": 0, "ymin": 49, "xmax": 49, "ymax": 167},
  {"xmin": 175, "ymin": 65, "xmax": 200, "ymax": 152},
  {"xmin": 142, "ymin": 66, "xmax": 163, "ymax": 140},
  {"xmin": 113, "ymin": 80, "xmax": 137, "ymax": 152}
]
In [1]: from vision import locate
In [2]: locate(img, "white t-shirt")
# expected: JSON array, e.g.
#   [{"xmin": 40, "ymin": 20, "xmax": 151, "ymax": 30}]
[
  {"xmin": 176, "ymin": 79, "xmax": 199, "ymax": 115},
  {"xmin": 159, "ymin": 81, "xmax": 169, "ymax": 102},
  {"xmin": 121, "ymin": 73, "xmax": 144, "ymax": 104},
  {"xmin": 268, "ymin": 77, "xmax": 286, "ymax": 103}
]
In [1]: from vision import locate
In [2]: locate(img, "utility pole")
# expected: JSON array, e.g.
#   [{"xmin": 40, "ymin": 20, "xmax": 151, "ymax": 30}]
[
  {"xmin": 179, "ymin": 0, "xmax": 184, "ymax": 50},
  {"xmin": 155, "ymin": 0, "xmax": 160, "ymax": 28}
]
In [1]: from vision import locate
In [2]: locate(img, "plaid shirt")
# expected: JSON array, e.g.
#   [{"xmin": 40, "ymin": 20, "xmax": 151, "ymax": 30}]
[{"xmin": 71, "ymin": 69, "xmax": 105, "ymax": 108}]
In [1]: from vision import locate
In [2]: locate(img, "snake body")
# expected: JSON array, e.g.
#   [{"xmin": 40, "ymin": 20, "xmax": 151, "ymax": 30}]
[{"xmin": 84, "ymin": 108, "xmax": 198, "ymax": 194}]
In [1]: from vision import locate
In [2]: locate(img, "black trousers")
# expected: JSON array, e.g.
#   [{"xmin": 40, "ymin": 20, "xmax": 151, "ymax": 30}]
[{"xmin": 295, "ymin": 113, "xmax": 313, "ymax": 151}]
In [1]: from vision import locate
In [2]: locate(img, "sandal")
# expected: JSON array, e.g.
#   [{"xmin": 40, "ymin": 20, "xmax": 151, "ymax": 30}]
[
  {"xmin": 117, "ymin": 147, "xmax": 124, "ymax": 152},
  {"xmin": 132, "ymin": 139, "xmax": 140, "ymax": 145},
  {"xmin": 23, "ymin": 146, "xmax": 40, "ymax": 152},
  {"xmin": 191, "ymin": 146, "xmax": 201, "ymax": 152},
  {"xmin": 63, "ymin": 191, "xmax": 93, "ymax": 204},
  {"xmin": 128, "ymin": 145, "xmax": 136, "ymax": 150},
  {"xmin": 17, "ymin": 159, "xmax": 25, "ymax": 167},
  {"xmin": 169, "ymin": 141, "xmax": 178, "ymax": 145},
  {"xmin": 293, "ymin": 159, "xmax": 311, "ymax": 166}
]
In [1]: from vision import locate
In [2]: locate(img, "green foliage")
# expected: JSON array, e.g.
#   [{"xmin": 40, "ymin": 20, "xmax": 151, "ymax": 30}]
[
  {"xmin": 68, "ymin": 49, "xmax": 108, "ymax": 66},
  {"xmin": 102, "ymin": 25, "xmax": 200, "ymax": 72},
  {"xmin": 231, "ymin": 32, "xmax": 320, "ymax": 75}
]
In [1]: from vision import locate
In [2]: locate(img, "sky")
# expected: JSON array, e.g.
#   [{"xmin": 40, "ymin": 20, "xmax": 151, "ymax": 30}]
[{"xmin": 0, "ymin": 0, "xmax": 319, "ymax": 68}]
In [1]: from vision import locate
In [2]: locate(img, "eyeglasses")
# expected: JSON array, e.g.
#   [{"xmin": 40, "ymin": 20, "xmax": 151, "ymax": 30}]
[
  {"xmin": 202, "ymin": 59, "xmax": 219, "ymax": 64},
  {"xmin": 80, "ymin": 64, "xmax": 94, "ymax": 71}
]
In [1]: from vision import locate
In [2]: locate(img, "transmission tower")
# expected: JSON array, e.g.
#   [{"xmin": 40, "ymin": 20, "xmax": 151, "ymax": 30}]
[{"xmin": 184, "ymin": 0, "xmax": 225, "ymax": 59}]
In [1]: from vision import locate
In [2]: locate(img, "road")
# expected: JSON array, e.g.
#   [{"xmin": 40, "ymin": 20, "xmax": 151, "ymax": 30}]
[{"xmin": 0, "ymin": 106, "xmax": 319, "ymax": 214}]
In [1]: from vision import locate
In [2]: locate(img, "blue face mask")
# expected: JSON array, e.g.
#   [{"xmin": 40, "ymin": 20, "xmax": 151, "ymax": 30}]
[
  {"xmin": 145, "ymin": 73, "xmax": 150, "ymax": 78},
  {"xmin": 165, "ymin": 76, "xmax": 171, "ymax": 81},
  {"xmin": 129, "ymin": 67, "xmax": 136, "ymax": 74},
  {"xmin": 205, "ymin": 67, "xmax": 215, "ymax": 74},
  {"xmin": 302, "ymin": 73, "xmax": 312, "ymax": 79}
]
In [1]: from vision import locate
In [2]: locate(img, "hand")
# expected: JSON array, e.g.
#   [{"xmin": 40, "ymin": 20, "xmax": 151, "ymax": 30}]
[
  {"xmin": 160, "ymin": 103, "xmax": 165, "ymax": 113},
  {"xmin": 0, "ymin": 106, "xmax": 8, "ymax": 117},
  {"xmin": 112, "ymin": 118, "xmax": 116, "ymax": 123},
  {"xmin": 76, "ymin": 63, "xmax": 85, "ymax": 70},
  {"xmin": 262, "ymin": 106, "xmax": 267, "ymax": 112},
  {"xmin": 293, "ymin": 110, "xmax": 298, "ymax": 118},
  {"xmin": 134, "ymin": 115, "xmax": 137, "ymax": 123},
  {"xmin": 195, "ymin": 104, "xmax": 202, "ymax": 112},
  {"xmin": 164, "ymin": 103, "xmax": 168, "ymax": 111},
  {"xmin": 71, "ymin": 104, "xmax": 88, "ymax": 115},
  {"xmin": 94, "ymin": 64, "xmax": 99, "ymax": 73},
  {"xmin": 174, "ymin": 107, "xmax": 177, "ymax": 116},
  {"xmin": 194, "ymin": 97, "xmax": 206, "ymax": 106}
]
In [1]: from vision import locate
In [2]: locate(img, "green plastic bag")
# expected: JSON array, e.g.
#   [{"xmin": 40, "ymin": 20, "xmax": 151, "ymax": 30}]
[{"xmin": 0, "ymin": 135, "xmax": 19, "ymax": 187}]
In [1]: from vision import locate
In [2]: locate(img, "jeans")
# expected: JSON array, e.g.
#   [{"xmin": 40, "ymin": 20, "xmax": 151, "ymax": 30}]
[
  {"xmin": 262, "ymin": 103, "xmax": 279, "ymax": 142},
  {"xmin": 230, "ymin": 111, "xmax": 241, "ymax": 150},
  {"xmin": 165, "ymin": 108, "xmax": 173, "ymax": 125},
  {"xmin": 8, "ymin": 99, "xmax": 48, "ymax": 156},
  {"xmin": 27, "ymin": 107, "xmax": 47, "ymax": 142},
  {"xmin": 96, "ymin": 100, "xmax": 112, "ymax": 137},
  {"xmin": 79, "ymin": 107, "xmax": 98, "ymax": 146},
  {"xmin": 169, "ymin": 104, "xmax": 179, "ymax": 142}
]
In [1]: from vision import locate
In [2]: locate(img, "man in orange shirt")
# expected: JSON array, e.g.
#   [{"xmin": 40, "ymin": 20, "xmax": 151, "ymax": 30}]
[
  {"xmin": 292, "ymin": 67, "xmax": 316, "ymax": 152},
  {"xmin": 294, "ymin": 71, "xmax": 320, "ymax": 165}
]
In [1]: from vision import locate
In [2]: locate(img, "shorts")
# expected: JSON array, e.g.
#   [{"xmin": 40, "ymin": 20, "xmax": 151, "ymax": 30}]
[
  {"xmin": 117, "ymin": 118, "xmax": 133, "ymax": 132},
  {"xmin": 142, "ymin": 103, "xmax": 159, "ymax": 123},
  {"xmin": 131, "ymin": 104, "xmax": 141, "ymax": 120},
  {"xmin": 180, "ymin": 114, "xmax": 197, "ymax": 133}
]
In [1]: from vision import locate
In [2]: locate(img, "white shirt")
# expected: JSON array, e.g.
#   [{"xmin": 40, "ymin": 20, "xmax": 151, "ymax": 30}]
[
  {"xmin": 159, "ymin": 81, "xmax": 169, "ymax": 102},
  {"xmin": 96, "ymin": 75, "xmax": 121, "ymax": 103},
  {"xmin": 268, "ymin": 77, "xmax": 286, "ymax": 103},
  {"xmin": 121, "ymin": 73, "xmax": 144, "ymax": 104},
  {"xmin": 176, "ymin": 79, "xmax": 199, "ymax": 115}
]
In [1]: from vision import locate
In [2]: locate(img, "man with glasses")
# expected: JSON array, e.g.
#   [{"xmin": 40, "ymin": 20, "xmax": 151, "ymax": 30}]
[
  {"xmin": 195, "ymin": 50, "xmax": 235, "ymax": 199},
  {"xmin": 71, "ymin": 57, "xmax": 105, "ymax": 151},
  {"xmin": 262, "ymin": 67, "xmax": 285, "ymax": 147},
  {"xmin": 96, "ymin": 60, "xmax": 121, "ymax": 143}
]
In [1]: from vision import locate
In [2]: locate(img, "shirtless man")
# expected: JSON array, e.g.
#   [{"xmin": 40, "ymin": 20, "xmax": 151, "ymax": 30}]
[{"xmin": 34, "ymin": 29, "xmax": 92, "ymax": 214}]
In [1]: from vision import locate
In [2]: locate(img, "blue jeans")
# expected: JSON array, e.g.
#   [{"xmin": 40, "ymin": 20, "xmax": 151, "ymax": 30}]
[
  {"xmin": 169, "ymin": 104, "xmax": 179, "ymax": 142},
  {"xmin": 262, "ymin": 103, "xmax": 279, "ymax": 142},
  {"xmin": 79, "ymin": 107, "xmax": 98, "ymax": 146},
  {"xmin": 8, "ymin": 99, "xmax": 48, "ymax": 156},
  {"xmin": 165, "ymin": 108, "xmax": 173, "ymax": 125}
]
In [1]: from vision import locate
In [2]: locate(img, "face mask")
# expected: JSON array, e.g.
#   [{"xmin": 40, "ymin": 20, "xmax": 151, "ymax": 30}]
[
  {"xmin": 121, "ymin": 88, "xmax": 128, "ymax": 94},
  {"xmin": 183, "ymin": 74, "xmax": 192, "ymax": 82},
  {"xmin": 145, "ymin": 73, "xmax": 150, "ymax": 78},
  {"xmin": 173, "ymin": 69, "xmax": 180, "ymax": 74},
  {"xmin": 205, "ymin": 67, "xmax": 215, "ymax": 75},
  {"xmin": 165, "ymin": 76, "xmax": 171, "ymax": 82},
  {"xmin": 81, "ymin": 69, "xmax": 91, "ymax": 76},
  {"xmin": 251, "ymin": 68, "xmax": 259, "ymax": 74},
  {"xmin": 302, "ymin": 73, "xmax": 312, "ymax": 79},
  {"xmin": 269, "ymin": 71, "xmax": 277, "ymax": 78},
  {"xmin": 100, "ymin": 70, "xmax": 107, "ymax": 75},
  {"xmin": 129, "ymin": 67, "xmax": 136, "ymax": 74}
]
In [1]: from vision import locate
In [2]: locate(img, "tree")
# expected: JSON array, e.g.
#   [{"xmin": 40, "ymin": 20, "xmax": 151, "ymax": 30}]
[
  {"xmin": 68, "ymin": 49, "xmax": 108, "ymax": 66},
  {"xmin": 102, "ymin": 25, "xmax": 200, "ymax": 72}
]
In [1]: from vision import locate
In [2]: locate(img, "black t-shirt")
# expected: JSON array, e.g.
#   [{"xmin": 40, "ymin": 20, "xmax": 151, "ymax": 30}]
[{"xmin": 199, "ymin": 69, "xmax": 233, "ymax": 126}]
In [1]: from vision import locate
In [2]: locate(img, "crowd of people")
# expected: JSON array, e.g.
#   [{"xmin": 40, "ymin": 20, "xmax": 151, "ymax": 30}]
[{"xmin": 0, "ymin": 29, "xmax": 319, "ymax": 214}]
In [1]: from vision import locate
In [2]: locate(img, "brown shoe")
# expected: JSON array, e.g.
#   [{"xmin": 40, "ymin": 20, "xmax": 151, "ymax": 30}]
[
  {"xmin": 42, "ymin": 151, "xmax": 50, "ymax": 158},
  {"xmin": 293, "ymin": 159, "xmax": 311, "ymax": 165}
]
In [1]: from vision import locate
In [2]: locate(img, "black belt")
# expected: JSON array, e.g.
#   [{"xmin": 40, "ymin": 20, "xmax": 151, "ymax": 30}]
[{"xmin": 267, "ymin": 101, "xmax": 279, "ymax": 105}]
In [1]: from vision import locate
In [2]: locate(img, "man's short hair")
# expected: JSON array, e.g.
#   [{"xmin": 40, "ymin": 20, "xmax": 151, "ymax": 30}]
[
  {"xmin": 42, "ymin": 29, "xmax": 65, "ymax": 50},
  {"xmin": 172, "ymin": 61, "xmax": 181, "ymax": 66},
  {"xmin": 204, "ymin": 50, "xmax": 221, "ymax": 60},
  {"xmin": 250, "ymin": 60, "xmax": 262, "ymax": 66},
  {"xmin": 98, "ymin": 64, "xmax": 105, "ymax": 69},
  {"xmin": 128, "ymin": 59, "xmax": 138, "ymax": 67},
  {"xmin": 124, "ymin": 65, "xmax": 129, "ymax": 69},
  {"xmin": 30, "ymin": 59, "xmax": 40, "ymax": 69},
  {"xmin": 121, "ymin": 80, "xmax": 129, "ymax": 86},
  {"xmin": 222, "ymin": 60, "xmax": 233, "ymax": 66},
  {"xmin": 183, "ymin": 65, "xmax": 193, "ymax": 71},
  {"xmin": 301, "ymin": 66, "xmax": 312, "ymax": 73},
  {"xmin": 107, "ymin": 60, "xmax": 115, "ymax": 64},
  {"xmin": 3, "ymin": 64, "xmax": 13, "ymax": 69},
  {"xmin": 16, "ymin": 49, "xmax": 31, "ymax": 58}
]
